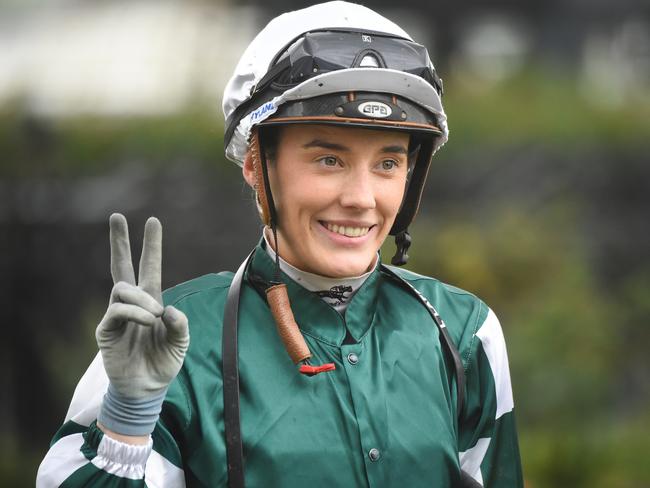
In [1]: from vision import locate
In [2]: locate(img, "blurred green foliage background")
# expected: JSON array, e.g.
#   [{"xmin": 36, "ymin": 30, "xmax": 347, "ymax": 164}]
[{"xmin": 1, "ymin": 2, "xmax": 649, "ymax": 487}]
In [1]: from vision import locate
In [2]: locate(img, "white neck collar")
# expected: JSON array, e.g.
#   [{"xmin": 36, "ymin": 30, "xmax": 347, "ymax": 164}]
[{"xmin": 262, "ymin": 231, "xmax": 377, "ymax": 312}]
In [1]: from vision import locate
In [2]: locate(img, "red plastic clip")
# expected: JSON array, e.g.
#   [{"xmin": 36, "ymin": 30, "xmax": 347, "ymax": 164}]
[{"xmin": 299, "ymin": 363, "xmax": 336, "ymax": 376}]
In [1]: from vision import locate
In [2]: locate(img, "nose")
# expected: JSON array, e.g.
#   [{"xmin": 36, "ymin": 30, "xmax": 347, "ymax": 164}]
[{"xmin": 339, "ymin": 166, "xmax": 376, "ymax": 210}]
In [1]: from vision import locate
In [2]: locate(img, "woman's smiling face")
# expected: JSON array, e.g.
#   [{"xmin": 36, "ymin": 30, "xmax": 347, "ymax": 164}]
[{"xmin": 244, "ymin": 124, "xmax": 410, "ymax": 278}]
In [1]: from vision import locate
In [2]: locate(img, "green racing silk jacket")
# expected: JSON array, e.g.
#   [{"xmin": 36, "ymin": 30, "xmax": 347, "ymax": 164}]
[{"xmin": 37, "ymin": 244, "xmax": 523, "ymax": 487}]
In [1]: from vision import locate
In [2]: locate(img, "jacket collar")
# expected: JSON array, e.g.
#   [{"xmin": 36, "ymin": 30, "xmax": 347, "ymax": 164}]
[{"xmin": 246, "ymin": 239, "xmax": 382, "ymax": 346}]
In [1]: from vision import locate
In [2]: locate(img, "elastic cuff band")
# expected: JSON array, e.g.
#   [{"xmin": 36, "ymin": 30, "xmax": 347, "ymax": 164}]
[
  {"xmin": 98, "ymin": 384, "xmax": 167, "ymax": 436},
  {"xmin": 98, "ymin": 431, "xmax": 153, "ymax": 467}
]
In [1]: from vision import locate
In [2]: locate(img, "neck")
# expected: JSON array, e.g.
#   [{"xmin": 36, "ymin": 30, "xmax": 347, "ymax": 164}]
[{"xmin": 262, "ymin": 229, "xmax": 377, "ymax": 313}]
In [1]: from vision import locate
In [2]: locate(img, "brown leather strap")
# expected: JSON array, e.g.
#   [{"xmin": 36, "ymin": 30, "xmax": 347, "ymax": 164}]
[
  {"xmin": 249, "ymin": 130, "xmax": 272, "ymax": 226},
  {"xmin": 266, "ymin": 284, "xmax": 312, "ymax": 364}
]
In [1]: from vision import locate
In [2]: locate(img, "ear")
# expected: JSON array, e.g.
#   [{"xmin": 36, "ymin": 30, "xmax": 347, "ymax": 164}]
[{"xmin": 242, "ymin": 151, "xmax": 256, "ymax": 188}]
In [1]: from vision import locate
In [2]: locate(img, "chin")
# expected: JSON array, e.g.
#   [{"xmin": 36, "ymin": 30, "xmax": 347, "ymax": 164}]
[{"xmin": 316, "ymin": 253, "xmax": 375, "ymax": 278}]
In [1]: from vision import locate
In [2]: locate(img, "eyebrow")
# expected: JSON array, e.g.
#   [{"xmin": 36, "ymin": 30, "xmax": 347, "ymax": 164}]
[
  {"xmin": 381, "ymin": 145, "xmax": 408, "ymax": 155},
  {"xmin": 302, "ymin": 139, "xmax": 408, "ymax": 154},
  {"xmin": 302, "ymin": 139, "xmax": 349, "ymax": 151}
]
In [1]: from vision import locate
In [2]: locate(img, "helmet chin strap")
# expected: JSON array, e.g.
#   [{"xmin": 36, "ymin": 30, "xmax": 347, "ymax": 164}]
[
  {"xmin": 249, "ymin": 129, "xmax": 335, "ymax": 375},
  {"xmin": 248, "ymin": 130, "xmax": 273, "ymax": 228},
  {"xmin": 391, "ymin": 230, "xmax": 412, "ymax": 266}
]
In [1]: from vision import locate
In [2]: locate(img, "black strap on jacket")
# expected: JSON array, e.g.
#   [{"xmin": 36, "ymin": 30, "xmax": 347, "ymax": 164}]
[
  {"xmin": 223, "ymin": 253, "xmax": 467, "ymax": 488},
  {"xmin": 222, "ymin": 252, "xmax": 254, "ymax": 488}
]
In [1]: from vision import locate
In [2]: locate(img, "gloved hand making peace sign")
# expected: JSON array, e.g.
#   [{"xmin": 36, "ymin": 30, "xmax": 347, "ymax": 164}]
[{"xmin": 96, "ymin": 214, "xmax": 189, "ymax": 437}]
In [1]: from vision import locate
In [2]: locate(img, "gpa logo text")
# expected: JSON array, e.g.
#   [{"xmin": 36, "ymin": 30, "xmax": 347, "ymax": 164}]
[{"xmin": 358, "ymin": 101, "xmax": 392, "ymax": 118}]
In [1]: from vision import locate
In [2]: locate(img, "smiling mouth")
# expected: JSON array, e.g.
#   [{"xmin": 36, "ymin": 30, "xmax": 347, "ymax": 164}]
[{"xmin": 322, "ymin": 221, "xmax": 373, "ymax": 238}]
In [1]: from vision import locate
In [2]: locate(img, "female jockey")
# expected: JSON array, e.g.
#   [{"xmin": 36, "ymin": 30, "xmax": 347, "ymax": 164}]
[{"xmin": 37, "ymin": 2, "xmax": 523, "ymax": 487}]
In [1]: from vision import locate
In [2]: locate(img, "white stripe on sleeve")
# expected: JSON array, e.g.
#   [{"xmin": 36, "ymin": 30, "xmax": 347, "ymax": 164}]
[
  {"xmin": 476, "ymin": 308, "xmax": 515, "ymax": 419},
  {"xmin": 145, "ymin": 450, "xmax": 187, "ymax": 487},
  {"xmin": 65, "ymin": 352, "xmax": 109, "ymax": 426},
  {"xmin": 459, "ymin": 437, "xmax": 490, "ymax": 486},
  {"xmin": 36, "ymin": 433, "xmax": 88, "ymax": 488}
]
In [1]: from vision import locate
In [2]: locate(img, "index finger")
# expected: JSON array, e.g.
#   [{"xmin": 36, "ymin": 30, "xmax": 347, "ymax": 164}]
[
  {"xmin": 138, "ymin": 216, "xmax": 162, "ymax": 302},
  {"xmin": 109, "ymin": 213, "xmax": 136, "ymax": 285}
]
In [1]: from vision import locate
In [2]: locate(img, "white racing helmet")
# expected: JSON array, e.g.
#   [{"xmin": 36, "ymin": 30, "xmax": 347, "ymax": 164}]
[{"xmin": 222, "ymin": 1, "xmax": 448, "ymax": 264}]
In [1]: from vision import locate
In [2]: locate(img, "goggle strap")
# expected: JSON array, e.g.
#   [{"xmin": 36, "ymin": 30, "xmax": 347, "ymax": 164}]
[{"xmin": 254, "ymin": 57, "xmax": 291, "ymax": 96}]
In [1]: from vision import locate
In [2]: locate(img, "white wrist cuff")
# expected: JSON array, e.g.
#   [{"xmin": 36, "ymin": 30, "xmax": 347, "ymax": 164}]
[{"xmin": 93, "ymin": 433, "xmax": 153, "ymax": 480}]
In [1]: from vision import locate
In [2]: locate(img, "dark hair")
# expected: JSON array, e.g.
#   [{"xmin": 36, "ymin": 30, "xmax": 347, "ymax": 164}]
[{"xmin": 259, "ymin": 126, "xmax": 281, "ymax": 163}]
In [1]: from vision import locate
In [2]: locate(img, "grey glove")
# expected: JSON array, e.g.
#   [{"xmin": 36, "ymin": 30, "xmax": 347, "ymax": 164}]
[{"xmin": 96, "ymin": 213, "xmax": 189, "ymax": 436}]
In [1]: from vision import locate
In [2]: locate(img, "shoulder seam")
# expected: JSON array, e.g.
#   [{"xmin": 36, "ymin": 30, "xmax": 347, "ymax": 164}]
[
  {"xmin": 382, "ymin": 266, "xmax": 439, "ymax": 285},
  {"xmin": 464, "ymin": 300, "xmax": 485, "ymax": 376},
  {"xmin": 384, "ymin": 266, "xmax": 479, "ymax": 299},
  {"xmin": 165, "ymin": 276, "xmax": 232, "ymax": 306}
]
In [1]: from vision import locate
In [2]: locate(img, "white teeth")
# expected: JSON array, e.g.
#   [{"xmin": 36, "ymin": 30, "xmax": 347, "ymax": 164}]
[{"xmin": 325, "ymin": 222, "xmax": 370, "ymax": 237}]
